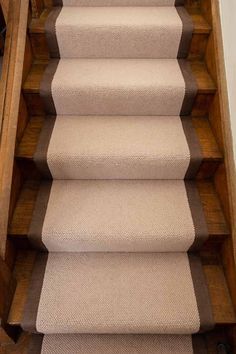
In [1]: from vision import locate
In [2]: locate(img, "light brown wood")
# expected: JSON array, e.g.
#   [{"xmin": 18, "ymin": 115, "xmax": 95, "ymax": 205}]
[
  {"xmin": 8, "ymin": 251, "xmax": 36, "ymax": 326},
  {"xmin": 201, "ymin": 0, "xmax": 236, "ymax": 322},
  {"xmin": 204, "ymin": 264, "xmax": 236, "ymax": 324},
  {"xmin": 0, "ymin": 0, "xmax": 29, "ymax": 344},
  {"xmin": 30, "ymin": 0, "xmax": 44, "ymax": 18},
  {"xmin": 0, "ymin": 0, "xmax": 9, "ymax": 22},
  {"xmin": 0, "ymin": 0, "xmax": 29, "ymax": 259}
]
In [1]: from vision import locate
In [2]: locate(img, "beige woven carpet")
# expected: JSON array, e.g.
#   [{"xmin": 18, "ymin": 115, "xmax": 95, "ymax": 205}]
[
  {"xmin": 22, "ymin": 253, "xmax": 213, "ymax": 334},
  {"xmin": 35, "ymin": 116, "xmax": 202, "ymax": 179},
  {"xmin": 23, "ymin": 0, "xmax": 214, "ymax": 349},
  {"xmin": 53, "ymin": 1, "xmax": 184, "ymax": 6},
  {"xmin": 46, "ymin": 6, "xmax": 192, "ymax": 58},
  {"xmin": 29, "ymin": 180, "xmax": 208, "ymax": 252},
  {"xmin": 29, "ymin": 334, "xmax": 208, "ymax": 354},
  {"xmin": 40, "ymin": 59, "xmax": 197, "ymax": 116}
]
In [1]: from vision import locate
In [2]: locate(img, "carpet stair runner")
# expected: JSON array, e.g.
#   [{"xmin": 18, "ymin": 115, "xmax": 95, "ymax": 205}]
[
  {"xmin": 46, "ymin": 6, "xmax": 192, "ymax": 58},
  {"xmin": 22, "ymin": 1, "xmax": 214, "ymax": 352},
  {"xmin": 29, "ymin": 334, "xmax": 207, "ymax": 354}
]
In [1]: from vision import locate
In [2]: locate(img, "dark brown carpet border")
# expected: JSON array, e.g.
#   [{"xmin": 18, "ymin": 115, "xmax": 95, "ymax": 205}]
[
  {"xmin": 28, "ymin": 181, "xmax": 52, "ymax": 251},
  {"xmin": 45, "ymin": 7, "xmax": 62, "ymax": 58},
  {"xmin": 181, "ymin": 116, "xmax": 203, "ymax": 179},
  {"xmin": 192, "ymin": 334, "xmax": 208, "ymax": 354},
  {"xmin": 53, "ymin": 0, "xmax": 63, "ymax": 5},
  {"xmin": 22, "ymin": 253, "xmax": 48, "ymax": 333},
  {"xmin": 28, "ymin": 334, "xmax": 44, "ymax": 354},
  {"xmin": 185, "ymin": 181, "xmax": 208, "ymax": 251},
  {"xmin": 175, "ymin": 0, "xmax": 185, "ymax": 5},
  {"xmin": 178, "ymin": 59, "xmax": 198, "ymax": 115},
  {"xmin": 34, "ymin": 116, "xmax": 56, "ymax": 178},
  {"xmin": 176, "ymin": 6, "xmax": 194, "ymax": 58},
  {"xmin": 40, "ymin": 59, "xmax": 59, "ymax": 116},
  {"xmin": 188, "ymin": 253, "xmax": 215, "ymax": 332}
]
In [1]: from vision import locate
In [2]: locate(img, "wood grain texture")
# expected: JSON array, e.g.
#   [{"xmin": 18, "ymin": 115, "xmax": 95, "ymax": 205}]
[
  {"xmin": 0, "ymin": 0, "xmax": 29, "ymax": 259},
  {"xmin": 201, "ymin": 0, "xmax": 236, "ymax": 325},
  {"xmin": 28, "ymin": 8, "xmax": 211, "ymax": 61},
  {"xmin": 30, "ymin": 0, "xmax": 44, "ymax": 18},
  {"xmin": 8, "ymin": 251, "xmax": 36, "ymax": 326},
  {"xmin": 0, "ymin": 0, "xmax": 9, "ymax": 22},
  {"xmin": 204, "ymin": 265, "xmax": 236, "ymax": 324}
]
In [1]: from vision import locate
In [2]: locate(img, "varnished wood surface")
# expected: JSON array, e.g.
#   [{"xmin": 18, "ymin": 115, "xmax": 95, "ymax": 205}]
[
  {"xmin": 8, "ymin": 250, "xmax": 36, "ymax": 326},
  {"xmin": 28, "ymin": 8, "xmax": 211, "ymax": 61},
  {"xmin": 6, "ymin": 249, "xmax": 236, "ymax": 327},
  {"xmin": 0, "ymin": 0, "xmax": 29, "ymax": 259},
  {"xmin": 200, "ymin": 0, "xmax": 236, "ymax": 329},
  {"xmin": 8, "ymin": 179, "xmax": 229, "ymax": 240},
  {"xmin": 204, "ymin": 264, "xmax": 236, "ymax": 324},
  {"xmin": 0, "ymin": 0, "xmax": 29, "ymax": 343}
]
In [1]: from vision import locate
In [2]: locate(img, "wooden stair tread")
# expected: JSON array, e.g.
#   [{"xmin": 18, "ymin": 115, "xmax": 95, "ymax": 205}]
[
  {"xmin": 7, "ymin": 249, "xmax": 236, "ymax": 326},
  {"xmin": 29, "ymin": 8, "xmax": 211, "ymax": 35},
  {"xmin": 190, "ymin": 61, "xmax": 216, "ymax": 93},
  {"xmin": 23, "ymin": 60, "xmax": 216, "ymax": 95},
  {"xmin": 8, "ymin": 179, "xmax": 229, "ymax": 239},
  {"xmin": 15, "ymin": 116, "xmax": 222, "ymax": 163}
]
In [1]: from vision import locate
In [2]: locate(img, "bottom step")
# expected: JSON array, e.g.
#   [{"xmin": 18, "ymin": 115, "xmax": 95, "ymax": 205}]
[
  {"xmin": 22, "ymin": 252, "xmax": 214, "ymax": 334},
  {"xmin": 28, "ymin": 334, "xmax": 207, "ymax": 354}
]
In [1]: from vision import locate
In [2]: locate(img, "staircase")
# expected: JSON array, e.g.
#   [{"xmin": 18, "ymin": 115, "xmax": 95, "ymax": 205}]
[{"xmin": 5, "ymin": 0, "xmax": 236, "ymax": 352}]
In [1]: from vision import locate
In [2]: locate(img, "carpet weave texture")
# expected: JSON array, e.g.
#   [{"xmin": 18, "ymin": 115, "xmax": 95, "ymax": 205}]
[
  {"xmin": 29, "ymin": 334, "xmax": 207, "ymax": 354},
  {"xmin": 53, "ymin": 0, "xmax": 184, "ymax": 6},
  {"xmin": 29, "ymin": 180, "xmax": 208, "ymax": 252},
  {"xmin": 23, "ymin": 0, "xmax": 214, "ymax": 351},
  {"xmin": 23, "ymin": 253, "xmax": 213, "ymax": 334},
  {"xmin": 41, "ymin": 58, "xmax": 197, "ymax": 116},
  {"xmin": 35, "ymin": 115, "xmax": 202, "ymax": 179},
  {"xmin": 46, "ymin": 6, "xmax": 192, "ymax": 58}
]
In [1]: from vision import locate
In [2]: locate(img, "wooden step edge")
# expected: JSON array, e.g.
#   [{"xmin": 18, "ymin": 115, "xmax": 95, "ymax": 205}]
[
  {"xmin": 15, "ymin": 115, "xmax": 223, "ymax": 180},
  {"xmin": 8, "ymin": 179, "xmax": 229, "ymax": 240},
  {"xmin": 22, "ymin": 60, "xmax": 216, "ymax": 95},
  {"xmin": 7, "ymin": 249, "xmax": 236, "ymax": 326},
  {"xmin": 29, "ymin": 8, "xmax": 211, "ymax": 35}
]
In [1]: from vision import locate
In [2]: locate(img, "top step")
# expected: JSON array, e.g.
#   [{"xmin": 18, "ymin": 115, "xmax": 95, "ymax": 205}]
[{"xmin": 52, "ymin": 0, "xmax": 184, "ymax": 6}]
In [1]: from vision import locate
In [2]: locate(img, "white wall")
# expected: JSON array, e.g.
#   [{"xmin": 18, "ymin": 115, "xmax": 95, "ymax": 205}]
[{"xmin": 219, "ymin": 0, "xmax": 236, "ymax": 163}]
